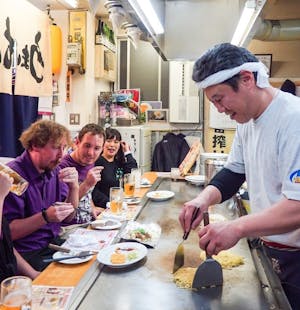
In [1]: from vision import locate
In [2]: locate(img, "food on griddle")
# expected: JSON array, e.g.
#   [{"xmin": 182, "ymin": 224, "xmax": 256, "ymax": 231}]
[
  {"xmin": 129, "ymin": 228, "xmax": 151, "ymax": 242},
  {"xmin": 200, "ymin": 250, "xmax": 244, "ymax": 269},
  {"xmin": 173, "ymin": 267, "xmax": 196, "ymax": 289}
]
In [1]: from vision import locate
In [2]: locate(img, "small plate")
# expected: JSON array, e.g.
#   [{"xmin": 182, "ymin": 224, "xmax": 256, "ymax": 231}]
[
  {"xmin": 139, "ymin": 184, "xmax": 152, "ymax": 188},
  {"xmin": 52, "ymin": 251, "xmax": 93, "ymax": 265},
  {"xmin": 97, "ymin": 242, "xmax": 147, "ymax": 268},
  {"xmin": 91, "ymin": 219, "xmax": 122, "ymax": 230},
  {"xmin": 185, "ymin": 175, "xmax": 205, "ymax": 186},
  {"xmin": 146, "ymin": 190, "xmax": 175, "ymax": 201},
  {"xmin": 123, "ymin": 197, "xmax": 141, "ymax": 205}
]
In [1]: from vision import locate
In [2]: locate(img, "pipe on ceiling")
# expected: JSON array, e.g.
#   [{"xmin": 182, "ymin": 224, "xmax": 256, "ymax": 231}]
[{"xmin": 254, "ymin": 19, "xmax": 300, "ymax": 41}]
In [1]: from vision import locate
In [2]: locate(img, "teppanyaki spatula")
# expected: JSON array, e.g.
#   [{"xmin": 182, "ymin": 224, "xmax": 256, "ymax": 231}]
[
  {"xmin": 173, "ymin": 207, "xmax": 200, "ymax": 273},
  {"xmin": 192, "ymin": 211, "xmax": 223, "ymax": 289}
]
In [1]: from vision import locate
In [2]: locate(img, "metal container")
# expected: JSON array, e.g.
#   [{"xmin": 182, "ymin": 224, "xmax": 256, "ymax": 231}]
[
  {"xmin": 200, "ymin": 152, "xmax": 228, "ymax": 175},
  {"xmin": 204, "ymin": 158, "xmax": 227, "ymax": 186}
]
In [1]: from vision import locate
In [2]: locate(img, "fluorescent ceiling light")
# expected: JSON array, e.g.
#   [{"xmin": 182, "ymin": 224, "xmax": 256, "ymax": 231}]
[
  {"xmin": 59, "ymin": 0, "xmax": 78, "ymax": 9},
  {"xmin": 128, "ymin": 0, "xmax": 164, "ymax": 35},
  {"xmin": 231, "ymin": 0, "xmax": 256, "ymax": 46}
]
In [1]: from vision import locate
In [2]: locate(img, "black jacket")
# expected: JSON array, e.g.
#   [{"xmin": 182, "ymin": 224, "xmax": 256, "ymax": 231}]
[{"xmin": 151, "ymin": 133, "xmax": 190, "ymax": 172}]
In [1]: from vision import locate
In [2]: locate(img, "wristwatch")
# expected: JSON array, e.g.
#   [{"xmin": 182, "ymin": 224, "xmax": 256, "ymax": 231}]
[{"xmin": 41, "ymin": 208, "xmax": 50, "ymax": 223}]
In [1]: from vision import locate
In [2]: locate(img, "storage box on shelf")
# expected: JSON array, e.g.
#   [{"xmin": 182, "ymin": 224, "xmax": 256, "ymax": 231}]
[{"xmin": 95, "ymin": 45, "xmax": 116, "ymax": 81}]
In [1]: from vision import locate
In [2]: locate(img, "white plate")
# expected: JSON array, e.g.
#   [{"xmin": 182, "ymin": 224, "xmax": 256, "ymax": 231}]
[
  {"xmin": 52, "ymin": 251, "xmax": 93, "ymax": 265},
  {"xmin": 146, "ymin": 190, "xmax": 175, "ymax": 201},
  {"xmin": 97, "ymin": 242, "xmax": 147, "ymax": 267},
  {"xmin": 185, "ymin": 175, "xmax": 205, "ymax": 186},
  {"xmin": 91, "ymin": 219, "xmax": 122, "ymax": 230},
  {"xmin": 123, "ymin": 197, "xmax": 141, "ymax": 205},
  {"xmin": 139, "ymin": 184, "xmax": 152, "ymax": 188}
]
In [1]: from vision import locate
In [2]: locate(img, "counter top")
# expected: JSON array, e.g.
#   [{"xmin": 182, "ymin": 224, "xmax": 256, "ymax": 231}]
[{"xmin": 76, "ymin": 177, "xmax": 289, "ymax": 310}]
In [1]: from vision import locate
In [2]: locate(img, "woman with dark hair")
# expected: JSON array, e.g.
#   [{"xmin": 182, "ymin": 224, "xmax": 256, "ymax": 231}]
[{"xmin": 92, "ymin": 128, "xmax": 137, "ymax": 208}]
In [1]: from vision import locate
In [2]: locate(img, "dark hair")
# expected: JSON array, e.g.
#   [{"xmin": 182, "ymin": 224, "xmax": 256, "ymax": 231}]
[
  {"xmin": 20, "ymin": 120, "xmax": 71, "ymax": 150},
  {"xmin": 280, "ymin": 79, "xmax": 296, "ymax": 95},
  {"xmin": 105, "ymin": 128, "xmax": 125, "ymax": 164},
  {"xmin": 78, "ymin": 123, "xmax": 105, "ymax": 141},
  {"xmin": 192, "ymin": 43, "xmax": 259, "ymax": 91}
]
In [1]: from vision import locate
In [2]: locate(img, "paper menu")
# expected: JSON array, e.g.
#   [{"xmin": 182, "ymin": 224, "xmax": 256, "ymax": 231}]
[{"xmin": 32, "ymin": 285, "xmax": 74, "ymax": 309}]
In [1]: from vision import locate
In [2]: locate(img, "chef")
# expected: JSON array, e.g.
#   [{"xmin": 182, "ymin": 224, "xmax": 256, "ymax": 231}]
[{"xmin": 179, "ymin": 43, "xmax": 300, "ymax": 309}]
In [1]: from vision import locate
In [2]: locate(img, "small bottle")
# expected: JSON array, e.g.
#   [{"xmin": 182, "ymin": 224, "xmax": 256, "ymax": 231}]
[{"xmin": 95, "ymin": 19, "xmax": 103, "ymax": 45}]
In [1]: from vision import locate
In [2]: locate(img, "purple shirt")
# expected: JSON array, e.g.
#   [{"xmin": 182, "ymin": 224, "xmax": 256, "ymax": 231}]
[
  {"xmin": 59, "ymin": 154, "xmax": 93, "ymax": 183},
  {"xmin": 59, "ymin": 154, "xmax": 94, "ymax": 224},
  {"xmin": 3, "ymin": 151, "xmax": 68, "ymax": 253}
]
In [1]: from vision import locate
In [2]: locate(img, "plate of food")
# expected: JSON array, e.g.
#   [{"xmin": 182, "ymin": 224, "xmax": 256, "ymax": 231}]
[
  {"xmin": 52, "ymin": 251, "xmax": 94, "ymax": 265},
  {"xmin": 91, "ymin": 219, "xmax": 122, "ymax": 230},
  {"xmin": 146, "ymin": 190, "xmax": 174, "ymax": 201},
  {"xmin": 97, "ymin": 242, "xmax": 147, "ymax": 268},
  {"xmin": 185, "ymin": 175, "xmax": 205, "ymax": 186},
  {"xmin": 120, "ymin": 221, "xmax": 161, "ymax": 248}
]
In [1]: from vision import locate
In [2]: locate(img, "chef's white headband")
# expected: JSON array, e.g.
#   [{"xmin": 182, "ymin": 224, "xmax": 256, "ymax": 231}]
[{"xmin": 195, "ymin": 61, "xmax": 270, "ymax": 89}]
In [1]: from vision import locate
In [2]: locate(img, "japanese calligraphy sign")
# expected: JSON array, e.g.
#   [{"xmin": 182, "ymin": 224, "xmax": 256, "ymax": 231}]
[{"xmin": 0, "ymin": 0, "xmax": 52, "ymax": 96}]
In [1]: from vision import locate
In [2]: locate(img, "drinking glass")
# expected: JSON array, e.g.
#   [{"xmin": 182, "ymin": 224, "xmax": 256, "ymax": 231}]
[
  {"xmin": 0, "ymin": 163, "xmax": 29, "ymax": 196},
  {"xmin": 170, "ymin": 167, "xmax": 180, "ymax": 181},
  {"xmin": 109, "ymin": 187, "xmax": 123, "ymax": 214},
  {"xmin": 1, "ymin": 276, "xmax": 32, "ymax": 310},
  {"xmin": 131, "ymin": 168, "xmax": 141, "ymax": 189},
  {"xmin": 123, "ymin": 173, "xmax": 135, "ymax": 197}
]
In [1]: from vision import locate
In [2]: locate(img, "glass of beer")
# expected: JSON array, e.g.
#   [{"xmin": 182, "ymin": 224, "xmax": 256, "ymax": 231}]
[
  {"xmin": 109, "ymin": 187, "xmax": 123, "ymax": 214},
  {"xmin": 1, "ymin": 276, "xmax": 32, "ymax": 309},
  {"xmin": 0, "ymin": 163, "xmax": 29, "ymax": 196},
  {"xmin": 123, "ymin": 173, "xmax": 135, "ymax": 197}
]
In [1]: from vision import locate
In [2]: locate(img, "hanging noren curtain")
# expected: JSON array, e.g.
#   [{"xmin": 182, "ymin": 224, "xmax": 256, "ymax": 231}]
[{"xmin": 0, "ymin": 92, "xmax": 38, "ymax": 157}]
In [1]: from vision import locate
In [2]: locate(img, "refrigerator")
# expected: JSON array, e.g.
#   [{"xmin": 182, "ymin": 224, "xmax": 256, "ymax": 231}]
[{"xmin": 112, "ymin": 125, "xmax": 152, "ymax": 173}]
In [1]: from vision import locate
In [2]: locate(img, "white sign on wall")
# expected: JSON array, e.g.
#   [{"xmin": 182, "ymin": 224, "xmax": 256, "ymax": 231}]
[{"xmin": 209, "ymin": 102, "xmax": 236, "ymax": 130}]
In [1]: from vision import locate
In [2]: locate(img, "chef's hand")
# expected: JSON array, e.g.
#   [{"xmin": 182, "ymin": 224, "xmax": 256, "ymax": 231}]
[
  {"xmin": 85, "ymin": 166, "xmax": 104, "ymax": 188},
  {"xmin": 198, "ymin": 221, "xmax": 241, "ymax": 256},
  {"xmin": 120, "ymin": 141, "xmax": 131, "ymax": 153},
  {"xmin": 179, "ymin": 197, "xmax": 208, "ymax": 233},
  {"xmin": 44, "ymin": 202, "xmax": 75, "ymax": 222},
  {"xmin": 59, "ymin": 167, "xmax": 78, "ymax": 189}
]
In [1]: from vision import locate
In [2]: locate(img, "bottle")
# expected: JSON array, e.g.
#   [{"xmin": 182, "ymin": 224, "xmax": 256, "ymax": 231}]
[{"xmin": 95, "ymin": 19, "xmax": 103, "ymax": 45}]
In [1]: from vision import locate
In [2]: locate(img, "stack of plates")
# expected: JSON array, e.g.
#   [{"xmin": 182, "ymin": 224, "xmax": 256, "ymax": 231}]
[{"xmin": 185, "ymin": 175, "xmax": 205, "ymax": 186}]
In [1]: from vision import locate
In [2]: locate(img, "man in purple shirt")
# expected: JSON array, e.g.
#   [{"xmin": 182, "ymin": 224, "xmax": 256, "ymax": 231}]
[
  {"xmin": 4, "ymin": 120, "xmax": 79, "ymax": 271},
  {"xmin": 59, "ymin": 123, "xmax": 105, "ymax": 224}
]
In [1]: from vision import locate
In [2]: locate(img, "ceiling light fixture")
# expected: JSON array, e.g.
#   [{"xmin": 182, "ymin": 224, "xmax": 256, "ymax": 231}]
[
  {"xmin": 231, "ymin": 0, "xmax": 266, "ymax": 47},
  {"xmin": 128, "ymin": 0, "xmax": 164, "ymax": 35},
  {"xmin": 59, "ymin": 0, "xmax": 78, "ymax": 9}
]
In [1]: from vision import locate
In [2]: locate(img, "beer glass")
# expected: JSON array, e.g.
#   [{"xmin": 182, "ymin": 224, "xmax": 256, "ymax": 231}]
[
  {"xmin": 109, "ymin": 187, "xmax": 123, "ymax": 214},
  {"xmin": 123, "ymin": 173, "xmax": 135, "ymax": 197},
  {"xmin": 1, "ymin": 276, "xmax": 32, "ymax": 309},
  {"xmin": 0, "ymin": 163, "xmax": 29, "ymax": 196}
]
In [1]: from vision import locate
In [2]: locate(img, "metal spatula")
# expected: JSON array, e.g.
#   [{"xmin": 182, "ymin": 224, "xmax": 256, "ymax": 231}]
[
  {"xmin": 192, "ymin": 211, "xmax": 223, "ymax": 289},
  {"xmin": 173, "ymin": 207, "xmax": 200, "ymax": 273}
]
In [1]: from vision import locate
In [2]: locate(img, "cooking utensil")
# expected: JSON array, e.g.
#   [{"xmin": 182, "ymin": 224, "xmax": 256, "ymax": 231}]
[
  {"xmin": 192, "ymin": 211, "xmax": 223, "ymax": 289},
  {"xmin": 43, "ymin": 250, "xmax": 97, "ymax": 263},
  {"xmin": 173, "ymin": 207, "xmax": 201, "ymax": 273}
]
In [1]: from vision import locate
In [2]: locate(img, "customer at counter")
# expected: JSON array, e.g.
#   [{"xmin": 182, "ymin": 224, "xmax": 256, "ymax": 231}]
[
  {"xmin": 4, "ymin": 120, "xmax": 79, "ymax": 271},
  {"xmin": 92, "ymin": 128, "xmax": 137, "ymax": 208},
  {"xmin": 179, "ymin": 43, "xmax": 300, "ymax": 309},
  {"xmin": 0, "ymin": 172, "xmax": 39, "ymax": 281},
  {"xmin": 59, "ymin": 123, "xmax": 105, "ymax": 224}
]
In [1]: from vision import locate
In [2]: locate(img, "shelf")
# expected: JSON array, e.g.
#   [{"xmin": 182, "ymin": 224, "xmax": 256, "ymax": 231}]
[{"xmin": 94, "ymin": 45, "xmax": 116, "ymax": 82}]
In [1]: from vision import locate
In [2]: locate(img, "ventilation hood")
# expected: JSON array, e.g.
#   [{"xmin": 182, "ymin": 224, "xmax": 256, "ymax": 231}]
[{"xmin": 254, "ymin": 18, "xmax": 300, "ymax": 41}]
